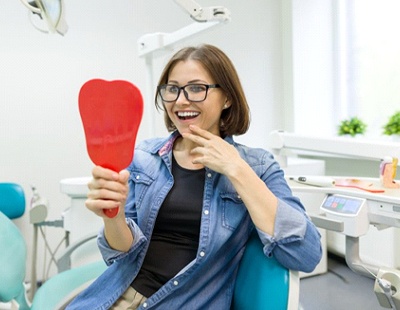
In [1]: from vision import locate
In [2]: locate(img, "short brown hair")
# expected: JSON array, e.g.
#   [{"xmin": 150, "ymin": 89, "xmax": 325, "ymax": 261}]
[{"xmin": 155, "ymin": 44, "xmax": 250, "ymax": 137}]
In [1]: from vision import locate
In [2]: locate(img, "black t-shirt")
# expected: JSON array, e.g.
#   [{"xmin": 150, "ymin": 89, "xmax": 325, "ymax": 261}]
[{"xmin": 131, "ymin": 156, "xmax": 205, "ymax": 297}]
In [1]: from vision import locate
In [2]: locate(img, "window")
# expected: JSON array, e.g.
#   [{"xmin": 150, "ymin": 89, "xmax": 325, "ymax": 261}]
[{"xmin": 339, "ymin": 0, "xmax": 400, "ymax": 138}]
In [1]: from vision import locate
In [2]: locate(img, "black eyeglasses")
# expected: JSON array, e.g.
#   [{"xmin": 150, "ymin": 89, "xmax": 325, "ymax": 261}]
[{"xmin": 157, "ymin": 83, "xmax": 220, "ymax": 103}]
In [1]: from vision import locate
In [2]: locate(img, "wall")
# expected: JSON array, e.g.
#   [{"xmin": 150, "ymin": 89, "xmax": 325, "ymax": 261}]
[{"xmin": 1, "ymin": 0, "xmax": 288, "ymax": 281}]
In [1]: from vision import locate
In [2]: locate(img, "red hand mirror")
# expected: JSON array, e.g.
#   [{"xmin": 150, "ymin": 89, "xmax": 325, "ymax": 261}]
[{"xmin": 79, "ymin": 79, "xmax": 143, "ymax": 217}]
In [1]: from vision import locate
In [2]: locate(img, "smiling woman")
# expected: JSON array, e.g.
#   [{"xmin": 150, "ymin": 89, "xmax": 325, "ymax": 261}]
[
  {"xmin": 66, "ymin": 44, "xmax": 322, "ymax": 310},
  {"xmin": 159, "ymin": 59, "xmax": 229, "ymax": 137},
  {"xmin": 155, "ymin": 45, "xmax": 250, "ymax": 137}
]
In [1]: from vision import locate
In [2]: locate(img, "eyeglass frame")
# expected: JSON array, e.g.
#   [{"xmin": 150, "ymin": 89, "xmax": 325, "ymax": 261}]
[{"xmin": 157, "ymin": 83, "xmax": 221, "ymax": 103}]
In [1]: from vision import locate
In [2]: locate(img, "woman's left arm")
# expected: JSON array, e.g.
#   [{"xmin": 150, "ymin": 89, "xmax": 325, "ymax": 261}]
[
  {"xmin": 183, "ymin": 125, "xmax": 322, "ymax": 271},
  {"xmin": 183, "ymin": 125, "xmax": 278, "ymax": 234}
]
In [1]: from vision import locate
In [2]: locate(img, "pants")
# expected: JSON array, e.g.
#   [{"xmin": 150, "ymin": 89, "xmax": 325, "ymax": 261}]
[{"xmin": 110, "ymin": 286, "xmax": 147, "ymax": 310}]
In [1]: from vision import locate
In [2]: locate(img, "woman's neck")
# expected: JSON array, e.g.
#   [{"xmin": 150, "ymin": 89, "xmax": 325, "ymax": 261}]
[{"xmin": 173, "ymin": 136, "xmax": 204, "ymax": 170}]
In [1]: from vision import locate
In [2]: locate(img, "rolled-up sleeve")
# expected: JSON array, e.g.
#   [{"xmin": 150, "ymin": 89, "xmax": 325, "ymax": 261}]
[
  {"xmin": 257, "ymin": 199, "xmax": 322, "ymax": 273},
  {"xmin": 257, "ymin": 199, "xmax": 306, "ymax": 250},
  {"xmin": 97, "ymin": 218, "xmax": 147, "ymax": 266}
]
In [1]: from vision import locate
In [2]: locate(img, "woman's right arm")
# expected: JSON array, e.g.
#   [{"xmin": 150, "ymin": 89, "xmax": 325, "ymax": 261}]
[{"xmin": 85, "ymin": 166, "xmax": 134, "ymax": 252}]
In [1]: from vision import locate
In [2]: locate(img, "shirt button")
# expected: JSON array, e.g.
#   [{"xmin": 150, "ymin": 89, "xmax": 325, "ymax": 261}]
[
  {"xmin": 207, "ymin": 173, "xmax": 212, "ymax": 178},
  {"xmin": 143, "ymin": 303, "xmax": 148, "ymax": 308},
  {"xmin": 204, "ymin": 210, "xmax": 209, "ymax": 215},
  {"xmin": 173, "ymin": 280, "xmax": 179, "ymax": 286},
  {"xmin": 135, "ymin": 175, "xmax": 140, "ymax": 180},
  {"xmin": 199, "ymin": 251, "xmax": 205, "ymax": 257}
]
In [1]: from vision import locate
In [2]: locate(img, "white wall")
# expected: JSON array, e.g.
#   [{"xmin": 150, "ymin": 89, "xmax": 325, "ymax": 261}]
[{"xmin": 1, "ymin": 0, "xmax": 288, "ymax": 281}]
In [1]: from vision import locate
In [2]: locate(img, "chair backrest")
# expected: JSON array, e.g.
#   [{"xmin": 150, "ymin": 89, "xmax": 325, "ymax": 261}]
[
  {"xmin": 232, "ymin": 231, "xmax": 299, "ymax": 310},
  {"xmin": 0, "ymin": 211, "xmax": 30, "ymax": 309},
  {"xmin": 0, "ymin": 183, "xmax": 26, "ymax": 219}
]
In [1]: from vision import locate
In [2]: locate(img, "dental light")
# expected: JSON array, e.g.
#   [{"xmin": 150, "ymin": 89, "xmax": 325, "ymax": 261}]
[
  {"xmin": 174, "ymin": 0, "xmax": 230, "ymax": 23},
  {"xmin": 138, "ymin": 0, "xmax": 231, "ymax": 57},
  {"xmin": 20, "ymin": 0, "xmax": 68, "ymax": 35}
]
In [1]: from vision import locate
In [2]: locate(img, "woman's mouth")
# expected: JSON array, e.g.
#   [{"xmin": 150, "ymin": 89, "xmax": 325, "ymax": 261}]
[{"xmin": 176, "ymin": 111, "xmax": 200, "ymax": 120}]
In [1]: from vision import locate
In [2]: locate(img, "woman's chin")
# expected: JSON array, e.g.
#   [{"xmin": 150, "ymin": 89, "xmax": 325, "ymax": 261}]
[
  {"xmin": 175, "ymin": 124, "xmax": 193, "ymax": 135},
  {"xmin": 177, "ymin": 128, "xmax": 191, "ymax": 136}
]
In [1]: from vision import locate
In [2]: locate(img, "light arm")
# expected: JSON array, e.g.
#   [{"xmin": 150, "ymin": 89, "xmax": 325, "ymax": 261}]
[{"xmin": 174, "ymin": 0, "xmax": 230, "ymax": 22}]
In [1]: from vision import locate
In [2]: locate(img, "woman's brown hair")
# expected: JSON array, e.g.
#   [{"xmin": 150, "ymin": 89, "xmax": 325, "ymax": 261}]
[{"xmin": 155, "ymin": 44, "xmax": 250, "ymax": 137}]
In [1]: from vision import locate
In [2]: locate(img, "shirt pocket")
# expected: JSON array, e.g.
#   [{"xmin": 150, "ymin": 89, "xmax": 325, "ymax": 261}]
[
  {"xmin": 220, "ymin": 192, "xmax": 247, "ymax": 231},
  {"xmin": 130, "ymin": 170, "xmax": 154, "ymax": 210}
]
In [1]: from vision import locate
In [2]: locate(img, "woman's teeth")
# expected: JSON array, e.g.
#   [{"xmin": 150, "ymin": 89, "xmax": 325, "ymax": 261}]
[{"xmin": 177, "ymin": 111, "xmax": 200, "ymax": 120}]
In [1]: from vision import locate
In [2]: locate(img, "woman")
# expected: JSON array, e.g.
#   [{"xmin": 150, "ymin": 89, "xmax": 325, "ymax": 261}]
[{"xmin": 67, "ymin": 44, "xmax": 322, "ymax": 309}]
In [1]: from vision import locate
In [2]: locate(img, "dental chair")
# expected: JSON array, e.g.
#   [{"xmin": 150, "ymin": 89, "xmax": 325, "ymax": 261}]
[
  {"xmin": 0, "ymin": 183, "xmax": 107, "ymax": 310},
  {"xmin": 232, "ymin": 231, "xmax": 300, "ymax": 310},
  {"xmin": 1, "ymin": 183, "xmax": 298, "ymax": 309}
]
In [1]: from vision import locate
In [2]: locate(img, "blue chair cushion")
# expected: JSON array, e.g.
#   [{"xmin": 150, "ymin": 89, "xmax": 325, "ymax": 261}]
[{"xmin": 232, "ymin": 231, "xmax": 290, "ymax": 310}]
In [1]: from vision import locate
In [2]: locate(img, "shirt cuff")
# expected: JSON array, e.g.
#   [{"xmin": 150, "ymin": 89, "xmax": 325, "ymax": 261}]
[
  {"xmin": 257, "ymin": 199, "xmax": 307, "ymax": 256},
  {"xmin": 97, "ymin": 218, "xmax": 147, "ymax": 265}
]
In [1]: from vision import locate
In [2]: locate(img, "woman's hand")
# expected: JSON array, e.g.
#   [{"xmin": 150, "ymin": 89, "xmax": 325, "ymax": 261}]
[
  {"xmin": 182, "ymin": 125, "xmax": 245, "ymax": 177},
  {"xmin": 86, "ymin": 166, "xmax": 130, "ymax": 220},
  {"xmin": 86, "ymin": 166, "xmax": 134, "ymax": 251}
]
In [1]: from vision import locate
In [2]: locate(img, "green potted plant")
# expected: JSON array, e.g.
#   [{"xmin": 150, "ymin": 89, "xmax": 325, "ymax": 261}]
[
  {"xmin": 383, "ymin": 111, "xmax": 400, "ymax": 136},
  {"xmin": 338, "ymin": 117, "xmax": 367, "ymax": 137}
]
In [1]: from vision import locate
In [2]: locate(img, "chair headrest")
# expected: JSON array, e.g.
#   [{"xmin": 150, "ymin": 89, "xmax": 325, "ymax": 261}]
[{"xmin": 0, "ymin": 183, "xmax": 25, "ymax": 219}]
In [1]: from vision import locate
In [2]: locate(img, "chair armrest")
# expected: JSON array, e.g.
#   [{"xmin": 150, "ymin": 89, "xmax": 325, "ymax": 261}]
[{"xmin": 288, "ymin": 270, "xmax": 300, "ymax": 310}]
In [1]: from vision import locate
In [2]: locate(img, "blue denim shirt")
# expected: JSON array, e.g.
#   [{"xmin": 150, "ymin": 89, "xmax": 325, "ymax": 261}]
[{"xmin": 67, "ymin": 132, "xmax": 322, "ymax": 310}]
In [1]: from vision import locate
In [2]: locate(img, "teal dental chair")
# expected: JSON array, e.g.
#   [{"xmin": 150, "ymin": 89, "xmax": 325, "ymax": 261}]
[
  {"xmin": 232, "ymin": 231, "xmax": 299, "ymax": 310},
  {"xmin": 0, "ymin": 183, "xmax": 107, "ymax": 310},
  {"xmin": 0, "ymin": 183, "xmax": 298, "ymax": 309}
]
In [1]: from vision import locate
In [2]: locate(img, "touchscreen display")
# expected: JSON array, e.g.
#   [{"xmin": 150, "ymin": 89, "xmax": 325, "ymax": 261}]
[{"xmin": 322, "ymin": 194, "xmax": 364, "ymax": 215}]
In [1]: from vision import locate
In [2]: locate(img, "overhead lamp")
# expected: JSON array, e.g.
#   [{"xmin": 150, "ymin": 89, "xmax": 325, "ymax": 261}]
[
  {"xmin": 138, "ymin": 0, "xmax": 230, "ymax": 57},
  {"xmin": 20, "ymin": 0, "xmax": 68, "ymax": 35}
]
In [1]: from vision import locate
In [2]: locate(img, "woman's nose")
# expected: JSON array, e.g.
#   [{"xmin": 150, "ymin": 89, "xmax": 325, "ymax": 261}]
[{"xmin": 175, "ymin": 90, "xmax": 189, "ymax": 105}]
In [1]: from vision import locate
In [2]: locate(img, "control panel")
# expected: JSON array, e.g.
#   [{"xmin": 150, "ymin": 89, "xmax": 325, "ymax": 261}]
[{"xmin": 321, "ymin": 194, "xmax": 369, "ymax": 237}]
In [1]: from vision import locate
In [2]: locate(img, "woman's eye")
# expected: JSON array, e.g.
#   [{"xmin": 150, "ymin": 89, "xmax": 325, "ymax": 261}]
[
  {"xmin": 188, "ymin": 85, "xmax": 206, "ymax": 93},
  {"xmin": 167, "ymin": 86, "xmax": 179, "ymax": 93}
]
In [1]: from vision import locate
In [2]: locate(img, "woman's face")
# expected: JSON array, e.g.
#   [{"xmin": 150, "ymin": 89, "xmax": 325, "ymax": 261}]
[{"xmin": 163, "ymin": 60, "xmax": 229, "ymax": 136}]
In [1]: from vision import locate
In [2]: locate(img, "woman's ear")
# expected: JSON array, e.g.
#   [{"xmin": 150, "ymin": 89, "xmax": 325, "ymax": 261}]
[{"xmin": 223, "ymin": 99, "xmax": 231, "ymax": 109}]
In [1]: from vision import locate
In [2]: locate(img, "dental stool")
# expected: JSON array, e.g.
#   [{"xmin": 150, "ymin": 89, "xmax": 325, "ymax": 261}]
[
  {"xmin": 0, "ymin": 183, "xmax": 107, "ymax": 310},
  {"xmin": 232, "ymin": 231, "xmax": 299, "ymax": 310}
]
